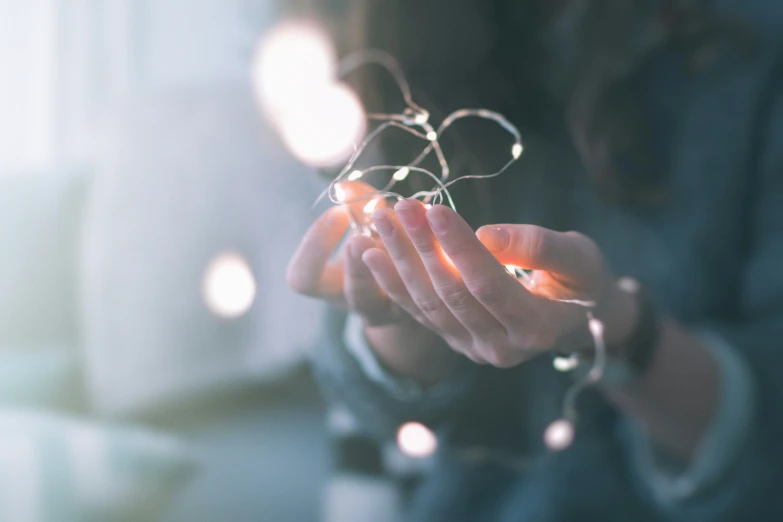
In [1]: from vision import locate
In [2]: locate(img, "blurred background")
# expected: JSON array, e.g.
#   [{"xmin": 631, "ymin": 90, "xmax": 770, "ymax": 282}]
[{"xmin": 0, "ymin": 0, "xmax": 404, "ymax": 520}]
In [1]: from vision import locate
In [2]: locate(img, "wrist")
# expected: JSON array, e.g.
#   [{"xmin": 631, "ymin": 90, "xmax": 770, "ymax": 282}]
[
  {"xmin": 363, "ymin": 317, "xmax": 463, "ymax": 386},
  {"xmin": 599, "ymin": 277, "xmax": 641, "ymax": 356}
]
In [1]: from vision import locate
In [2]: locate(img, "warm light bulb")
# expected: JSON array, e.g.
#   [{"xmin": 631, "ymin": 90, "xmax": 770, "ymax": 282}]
[
  {"xmin": 334, "ymin": 183, "xmax": 347, "ymax": 203},
  {"xmin": 397, "ymin": 422, "xmax": 438, "ymax": 459},
  {"xmin": 504, "ymin": 264, "xmax": 536, "ymax": 287},
  {"xmin": 588, "ymin": 318, "xmax": 604, "ymax": 338},
  {"xmin": 392, "ymin": 167, "xmax": 410, "ymax": 181},
  {"xmin": 203, "ymin": 253, "xmax": 257, "ymax": 319},
  {"xmin": 363, "ymin": 197, "xmax": 380, "ymax": 214},
  {"xmin": 617, "ymin": 276, "xmax": 640, "ymax": 294},
  {"xmin": 504, "ymin": 264, "xmax": 520, "ymax": 275},
  {"xmin": 426, "ymin": 131, "xmax": 438, "ymax": 141},
  {"xmin": 414, "ymin": 112, "xmax": 429, "ymax": 125},
  {"xmin": 512, "ymin": 143, "xmax": 523, "ymax": 160},
  {"xmin": 553, "ymin": 355, "xmax": 580, "ymax": 372},
  {"xmin": 544, "ymin": 419, "xmax": 574, "ymax": 451},
  {"xmin": 347, "ymin": 170, "xmax": 363, "ymax": 181}
]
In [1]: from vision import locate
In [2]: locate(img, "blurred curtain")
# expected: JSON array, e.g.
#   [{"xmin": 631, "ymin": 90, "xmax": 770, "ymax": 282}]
[{"xmin": 73, "ymin": 0, "xmax": 328, "ymax": 415}]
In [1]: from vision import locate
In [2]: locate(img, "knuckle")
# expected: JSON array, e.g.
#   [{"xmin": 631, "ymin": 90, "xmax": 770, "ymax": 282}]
[
  {"xmin": 521, "ymin": 226, "xmax": 549, "ymax": 262},
  {"xmin": 413, "ymin": 294, "xmax": 443, "ymax": 315},
  {"xmin": 467, "ymin": 280, "xmax": 504, "ymax": 306},
  {"xmin": 411, "ymin": 238, "xmax": 437, "ymax": 256},
  {"xmin": 436, "ymin": 283, "xmax": 474, "ymax": 311}
]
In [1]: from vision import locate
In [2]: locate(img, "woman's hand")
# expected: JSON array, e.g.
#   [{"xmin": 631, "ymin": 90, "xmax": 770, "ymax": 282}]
[
  {"xmin": 286, "ymin": 183, "xmax": 464, "ymax": 384},
  {"xmin": 286, "ymin": 181, "xmax": 403, "ymax": 325},
  {"xmin": 363, "ymin": 200, "xmax": 634, "ymax": 367}
]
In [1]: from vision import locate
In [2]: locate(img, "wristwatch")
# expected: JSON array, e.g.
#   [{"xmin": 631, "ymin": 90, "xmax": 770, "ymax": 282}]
[
  {"xmin": 615, "ymin": 277, "xmax": 660, "ymax": 378},
  {"xmin": 559, "ymin": 277, "xmax": 661, "ymax": 386}
]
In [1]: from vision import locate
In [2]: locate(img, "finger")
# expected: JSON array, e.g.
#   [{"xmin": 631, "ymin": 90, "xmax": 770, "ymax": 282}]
[
  {"xmin": 395, "ymin": 200, "xmax": 506, "ymax": 340},
  {"xmin": 424, "ymin": 205, "xmax": 533, "ymax": 327},
  {"xmin": 363, "ymin": 247, "xmax": 482, "ymax": 362},
  {"xmin": 286, "ymin": 206, "xmax": 349, "ymax": 300},
  {"xmin": 370, "ymin": 207, "xmax": 470, "ymax": 341},
  {"xmin": 476, "ymin": 225, "xmax": 599, "ymax": 282},
  {"xmin": 340, "ymin": 181, "xmax": 388, "ymax": 231},
  {"xmin": 360, "ymin": 248, "xmax": 433, "ymax": 329},
  {"xmin": 343, "ymin": 234, "xmax": 395, "ymax": 325}
]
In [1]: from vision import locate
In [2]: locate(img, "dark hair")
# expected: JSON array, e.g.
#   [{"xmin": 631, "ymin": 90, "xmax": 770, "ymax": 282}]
[
  {"xmin": 348, "ymin": 0, "xmax": 753, "ymax": 209},
  {"xmin": 560, "ymin": 0, "xmax": 753, "ymax": 205}
]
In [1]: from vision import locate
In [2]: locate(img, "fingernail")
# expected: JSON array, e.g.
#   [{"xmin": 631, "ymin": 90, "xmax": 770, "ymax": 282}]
[
  {"xmin": 361, "ymin": 251, "xmax": 378, "ymax": 270},
  {"xmin": 347, "ymin": 241, "xmax": 363, "ymax": 259},
  {"xmin": 425, "ymin": 207, "xmax": 449, "ymax": 234},
  {"xmin": 480, "ymin": 227, "xmax": 509, "ymax": 252},
  {"xmin": 395, "ymin": 203, "xmax": 418, "ymax": 228},
  {"xmin": 372, "ymin": 213, "xmax": 393, "ymax": 237}
]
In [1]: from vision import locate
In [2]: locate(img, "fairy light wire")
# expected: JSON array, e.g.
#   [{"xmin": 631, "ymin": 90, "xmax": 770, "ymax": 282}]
[{"xmin": 309, "ymin": 48, "xmax": 605, "ymax": 453}]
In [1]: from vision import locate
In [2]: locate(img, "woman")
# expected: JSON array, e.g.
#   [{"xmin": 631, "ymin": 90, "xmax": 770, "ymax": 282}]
[{"xmin": 288, "ymin": 0, "xmax": 783, "ymax": 520}]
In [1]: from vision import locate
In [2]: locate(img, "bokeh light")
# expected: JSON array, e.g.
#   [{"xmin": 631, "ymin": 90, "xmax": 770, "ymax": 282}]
[
  {"xmin": 202, "ymin": 252, "xmax": 257, "ymax": 319},
  {"xmin": 277, "ymin": 82, "xmax": 366, "ymax": 167},
  {"xmin": 544, "ymin": 419, "xmax": 574, "ymax": 452},
  {"xmin": 397, "ymin": 422, "xmax": 438, "ymax": 459},
  {"xmin": 253, "ymin": 20, "xmax": 336, "ymax": 124}
]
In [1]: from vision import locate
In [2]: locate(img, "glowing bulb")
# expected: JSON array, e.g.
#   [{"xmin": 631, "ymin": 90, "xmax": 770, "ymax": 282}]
[
  {"xmin": 424, "ymin": 204, "xmax": 432, "ymax": 210},
  {"xmin": 278, "ymin": 82, "xmax": 366, "ymax": 167},
  {"xmin": 588, "ymin": 318, "xmax": 604, "ymax": 338},
  {"xmin": 414, "ymin": 112, "xmax": 429, "ymax": 125},
  {"xmin": 512, "ymin": 143, "xmax": 523, "ymax": 160},
  {"xmin": 334, "ymin": 183, "xmax": 347, "ymax": 203},
  {"xmin": 504, "ymin": 264, "xmax": 536, "ymax": 287},
  {"xmin": 363, "ymin": 197, "xmax": 380, "ymax": 214},
  {"xmin": 544, "ymin": 419, "xmax": 574, "ymax": 451},
  {"xmin": 426, "ymin": 131, "xmax": 438, "ymax": 141},
  {"xmin": 553, "ymin": 355, "xmax": 580, "ymax": 372},
  {"xmin": 253, "ymin": 21, "xmax": 336, "ymax": 124},
  {"xmin": 617, "ymin": 276, "xmax": 640, "ymax": 294},
  {"xmin": 397, "ymin": 422, "xmax": 438, "ymax": 459},
  {"xmin": 347, "ymin": 170, "xmax": 363, "ymax": 181},
  {"xmin": 504, "ymin": 264, "xmax": 520, "ymax": 275},
  {"xmin": 203, "ymin": 253, "xmax": 257, "ymax": 319},
  {"xmin": 392, "ymin": 167, "xmax": 410, "ymax": 181}
]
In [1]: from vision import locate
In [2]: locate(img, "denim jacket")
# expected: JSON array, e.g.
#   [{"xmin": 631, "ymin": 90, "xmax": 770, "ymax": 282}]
[{"xmin": 312, "ymin": 1, "xmax": 783, "ymax": 520}]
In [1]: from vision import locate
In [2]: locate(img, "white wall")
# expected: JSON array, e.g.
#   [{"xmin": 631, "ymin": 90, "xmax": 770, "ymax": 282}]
[{"xmin": 0, "ymin": 0, "xmax": 58, "ymax": 172}]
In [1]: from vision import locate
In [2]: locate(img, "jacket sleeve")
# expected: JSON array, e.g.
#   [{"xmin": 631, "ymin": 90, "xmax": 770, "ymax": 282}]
[
  {"xmin": 627, "ymin": 46, "xmax": 783, "ymax": 521},
  {"xmin": 310, "ymin": 307, "xmax": 479, "ymax": 440}
]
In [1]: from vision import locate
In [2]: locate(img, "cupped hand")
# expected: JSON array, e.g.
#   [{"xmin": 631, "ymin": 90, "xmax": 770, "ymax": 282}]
[
  {"xmin": 286, "ymin": 181, "xmax": 401, "ymax": 326},
  {"xmin": 362, "ymin": 200, "xmax": 620, "ymax": 367}
]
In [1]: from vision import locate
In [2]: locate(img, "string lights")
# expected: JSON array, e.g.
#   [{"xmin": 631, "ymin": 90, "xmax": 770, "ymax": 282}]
[
  {"xmin": 257, "ymin": 22, "xmax": 606, "ymax": 455},
  {"xmin": 332, "ymin": 48, "xmax": 604, "ymax": 454}
]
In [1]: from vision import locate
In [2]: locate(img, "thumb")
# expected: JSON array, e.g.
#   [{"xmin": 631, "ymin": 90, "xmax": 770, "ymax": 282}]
[{"xmin": 476, "ymin": 225, "xmax": 597, "ymax": 280}]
